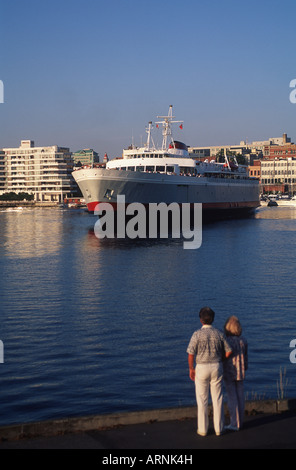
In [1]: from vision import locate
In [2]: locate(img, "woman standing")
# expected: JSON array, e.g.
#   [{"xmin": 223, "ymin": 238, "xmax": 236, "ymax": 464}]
[{"xmin": 223, "ymin": 316, "xmax": 248, "ymax": 431}]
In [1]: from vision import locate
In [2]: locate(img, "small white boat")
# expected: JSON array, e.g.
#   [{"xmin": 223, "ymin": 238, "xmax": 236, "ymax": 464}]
[
  {"xmin": 5, "ymin": 206, "xmax": 24, "ymax": 212},
  {"xmin": 276, "ymin": 196, "xmax": 296, "ymax": 206}
]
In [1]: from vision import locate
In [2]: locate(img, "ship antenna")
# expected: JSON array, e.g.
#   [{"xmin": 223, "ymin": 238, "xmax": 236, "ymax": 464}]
[{"xmin": 155, "ymin": 105, "xmax": 183, "ymax": 151}]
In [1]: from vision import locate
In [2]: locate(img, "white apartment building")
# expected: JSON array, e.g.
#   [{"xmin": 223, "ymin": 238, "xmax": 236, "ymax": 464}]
[
  {"xmin": 0, "ymin": 151, "xmax": 5, "ymax": 192},
  {"xmin": 1, "ymin": 140, "xmax": 76, "ymax": 202},
  {"xmin": 261, "ymin": 157, "xmax": 296, "ymax": 194}
]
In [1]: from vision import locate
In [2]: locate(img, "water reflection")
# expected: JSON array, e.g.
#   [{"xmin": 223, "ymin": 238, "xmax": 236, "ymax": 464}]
[
  {"xmin": 256, "ymin": 205, "xmax": 296, "ymax": 220},
  {"xmin": 86, "ymin": 228, "xmax": 184, "ymax": 250},
  {"xmin": 1, "ymin": 205, "xmax": 294, "ymax": 260},
  {"xmin": 0, "ymin": 208, "xmax": 65, "ymax": 258}
]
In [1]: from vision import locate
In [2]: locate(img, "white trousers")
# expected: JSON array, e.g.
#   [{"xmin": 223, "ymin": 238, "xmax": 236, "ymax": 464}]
[
  {"xmin": 224, "ymin": 380, "xmax": 245, "ymax": 429},
  {"xmin": 195, "ymin": 362, "xmax": 224, "ymax": 435}
]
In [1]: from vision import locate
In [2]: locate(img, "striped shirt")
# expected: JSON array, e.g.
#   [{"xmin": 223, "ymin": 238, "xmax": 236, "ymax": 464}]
[{"xmin": 187, "ymin": 325, "xmax": 232, "ymax": 364}]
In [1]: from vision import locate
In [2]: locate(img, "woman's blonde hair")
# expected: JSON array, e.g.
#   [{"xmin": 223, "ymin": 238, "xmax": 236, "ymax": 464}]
[{"xmin": 224, "ymin": 315, "xmax": 242, "ymax": 336}]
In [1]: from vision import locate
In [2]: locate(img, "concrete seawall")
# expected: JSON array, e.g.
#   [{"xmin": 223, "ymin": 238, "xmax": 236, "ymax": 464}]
[{"xmin": 1, "ymin": 399, "xmax": 296, "ymax": 442}]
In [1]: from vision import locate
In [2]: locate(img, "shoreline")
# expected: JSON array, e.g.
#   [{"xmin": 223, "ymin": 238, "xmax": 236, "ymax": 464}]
[
  {"xmin": 0, "ymin": 201, "xmax": 60, "ymax": 208},
  {"xmin": 1, "ymin": 398, "xmax": 295, "ymax": 442}
]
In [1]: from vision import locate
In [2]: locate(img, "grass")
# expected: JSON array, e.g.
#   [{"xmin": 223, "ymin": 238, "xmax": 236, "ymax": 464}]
[
  {"xmin": 244, "ymin": 367, "xmax": 292, "ymax": 402},
  {"xmin": 276, "ymin": 366, "xmax": 290, "ymax": 400}
]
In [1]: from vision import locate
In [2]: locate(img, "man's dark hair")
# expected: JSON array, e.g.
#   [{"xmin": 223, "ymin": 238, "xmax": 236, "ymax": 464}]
[{"xmin": 199, "ymin": 306, "xmax": 215, "ymax": 325}]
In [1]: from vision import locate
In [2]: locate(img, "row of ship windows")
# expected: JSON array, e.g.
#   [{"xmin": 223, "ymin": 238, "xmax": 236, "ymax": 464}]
[
  {"xmin": 113, "ymin": 165, "xmax": 246, "ymax": 179},
  {"xmin": 116, "ymin": 165, "xmax": 175, "ymax": 173},
  {"xmin": 114, "ymin": 165, "xmax": 205, "ymax": 175},
  {"xmin": 128, "ymin": 154, "xmax": 164, "ymax": 159}
]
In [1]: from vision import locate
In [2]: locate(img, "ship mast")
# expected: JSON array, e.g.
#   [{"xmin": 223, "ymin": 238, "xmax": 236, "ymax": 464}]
[
  {"xmin": 155, "ymin": 105, "xmax": 183, "ymax": 151},
  {"xmin": 145, "ymin": 121, "xmax": 155, "ymax": 150}
]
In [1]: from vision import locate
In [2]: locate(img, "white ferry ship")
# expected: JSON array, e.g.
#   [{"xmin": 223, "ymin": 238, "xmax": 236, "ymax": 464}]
[{"xmin": 72, "ymin": 106, "xmax": 260, "ymax": 219}]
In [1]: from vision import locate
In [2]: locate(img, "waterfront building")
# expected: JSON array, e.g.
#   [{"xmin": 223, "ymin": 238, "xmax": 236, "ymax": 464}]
[
  {"xmin": 247, "ymin": 141, "xmax": 296, "ymax": 194},
  {"xmin": 1, "ymin": 140, "xmax": 76, "ymax": 202},
  {"xmin": 251, "ymin": 133, "xmax": 291, "ymax": 151},
  {"xmin": 263, "ymin": 142, "xmax": 296, "ymax": 159},
  {"xmin": 0, "ymin": 151, "xmax": 6, "ymax": 192},
  {"xmin": 72, "ymin": 148, "xmax": 100, "ymax": 167},
  {"xmin": 188, "ymin": 134, "xmax": 292, "ymax": 162},
  {"xmin": 189, "ymin": 142, "xmax": 252, "ymax": 159},
  {"xmin": 248, "ymin": 160, "xmax": 261, "ymax": 179},
  {"xmin": 260, "ymin": 157, "xmax": 296, "ymax": 194}
]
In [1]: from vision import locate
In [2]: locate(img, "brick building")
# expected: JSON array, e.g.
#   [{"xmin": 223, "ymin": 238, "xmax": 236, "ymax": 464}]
[
  {"xmin": 247, "ymin": 139, "xmax": 296, "ymax": 194},
  {"xmin": 248, "ymin": 160, "xmax": 261, "ymax": 179}
]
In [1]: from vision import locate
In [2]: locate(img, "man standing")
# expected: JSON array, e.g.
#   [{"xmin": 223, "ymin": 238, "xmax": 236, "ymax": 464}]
[{"xmin": 187, "ymin": 307, "xmax": 232, "ymax": 436}]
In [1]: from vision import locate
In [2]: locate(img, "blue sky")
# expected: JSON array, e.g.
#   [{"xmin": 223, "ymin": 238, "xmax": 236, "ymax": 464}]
[{"xmin": 1, "ymin": 0, "xmax": 296, "ymax": 158}]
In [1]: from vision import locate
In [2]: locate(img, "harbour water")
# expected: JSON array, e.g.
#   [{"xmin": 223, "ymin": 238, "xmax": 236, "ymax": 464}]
[{"xmin": 0, "ymin": 205, "xmax": 295, "ymax": 427}]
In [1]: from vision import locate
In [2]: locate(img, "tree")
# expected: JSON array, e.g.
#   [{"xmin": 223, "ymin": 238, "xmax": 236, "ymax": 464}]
[{"xmin": 0, "ymin": 192, "xmax": 34, "ymax": 201}]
